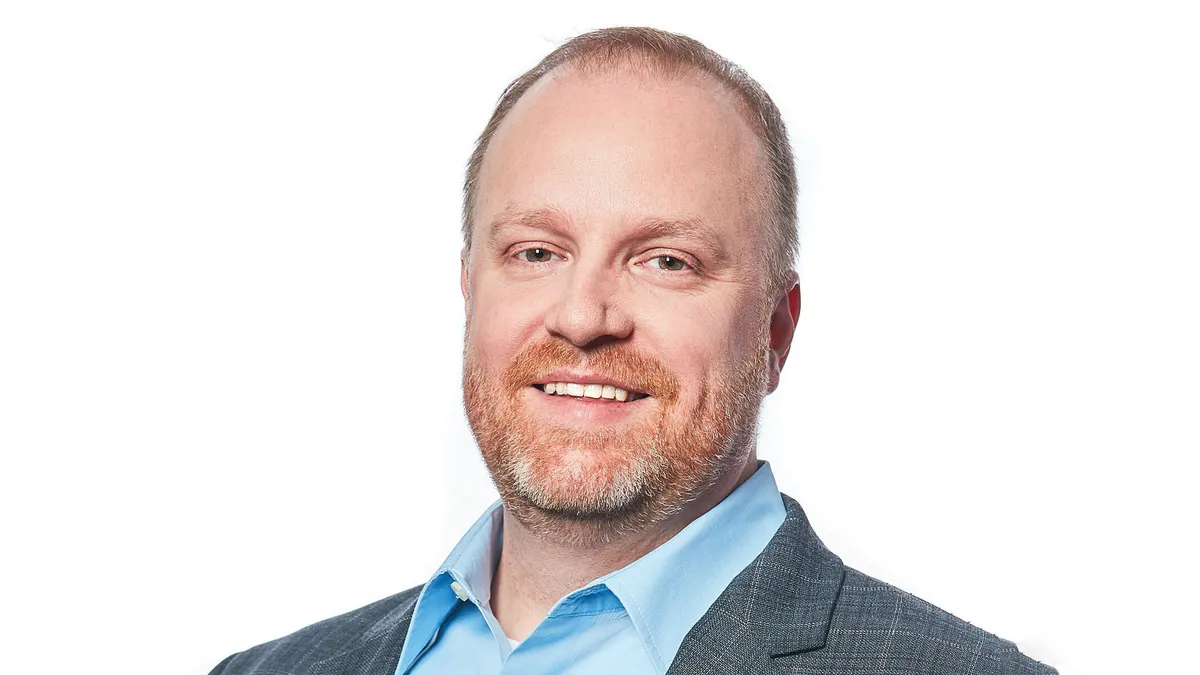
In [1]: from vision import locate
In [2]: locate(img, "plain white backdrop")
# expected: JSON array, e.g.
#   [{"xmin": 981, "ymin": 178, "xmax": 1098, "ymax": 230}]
[{"xmin": 1, "ymin": 2, "xmax": 1197, "ymax": 673}]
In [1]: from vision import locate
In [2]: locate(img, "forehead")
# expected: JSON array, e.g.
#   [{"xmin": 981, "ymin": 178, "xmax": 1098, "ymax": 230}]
[{"xmin": 474, "ymin": 65, "xmax": 765, "ymax": 244}]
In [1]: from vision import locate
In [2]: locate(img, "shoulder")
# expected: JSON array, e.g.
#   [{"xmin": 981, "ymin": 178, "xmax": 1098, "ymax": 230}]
[
  {"xmin": 208, "ymin": 585, "xmax": 423, "ymax": 675},
  {"xmin": 823, "ymin": 567, "xmax": 1056, "ymax": 675}
]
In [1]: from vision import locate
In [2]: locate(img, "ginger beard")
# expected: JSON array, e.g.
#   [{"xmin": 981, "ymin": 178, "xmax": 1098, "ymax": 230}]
[{"xmin": 463, "ymin": 330, "xmax": 771, "ymax": 546}]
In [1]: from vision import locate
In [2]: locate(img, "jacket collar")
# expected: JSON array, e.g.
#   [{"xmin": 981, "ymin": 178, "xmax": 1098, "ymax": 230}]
[{"xmin": 667, "ymin": 493, "xmax": 846, "ymax": 674}]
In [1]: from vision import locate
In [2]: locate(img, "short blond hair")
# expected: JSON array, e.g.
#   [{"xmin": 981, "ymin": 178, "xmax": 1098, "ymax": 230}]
[{"xmin": 462, "ymin": 26, "xmax": 798, "ymax": 288}]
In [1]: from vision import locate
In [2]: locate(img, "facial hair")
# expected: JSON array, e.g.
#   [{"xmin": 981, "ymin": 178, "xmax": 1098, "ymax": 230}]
[{"xmin": 462, "ymin": 331, "xmax": 770, "ymax": 547}]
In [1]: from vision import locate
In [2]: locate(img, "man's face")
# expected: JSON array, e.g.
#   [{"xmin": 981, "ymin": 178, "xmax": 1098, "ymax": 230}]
[{"xmin": 462, "ymin": 66, "xmax": 780, "ymax": 542}]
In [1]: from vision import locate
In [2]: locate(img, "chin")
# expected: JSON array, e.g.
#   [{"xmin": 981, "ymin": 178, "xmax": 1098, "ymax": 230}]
[{"xmin": 506, "ymin": 443, "xmax": 659, "ymax": 517}]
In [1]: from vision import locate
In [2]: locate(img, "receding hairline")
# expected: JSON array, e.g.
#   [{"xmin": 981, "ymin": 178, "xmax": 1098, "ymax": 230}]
[
  {"xmin": 473, "ymin": 59, "xmax": 770, "ymax": 220},
  {"xmin": 540, "ymin": 45, "xmax": 755, "ymax": 109},
  {"xmin": 470, "ymin": 55, "xmax": 772, "ymax": 232},
  {"xmin": 517, "ymin": 57, "xmax": 768, "ymax": 143}
]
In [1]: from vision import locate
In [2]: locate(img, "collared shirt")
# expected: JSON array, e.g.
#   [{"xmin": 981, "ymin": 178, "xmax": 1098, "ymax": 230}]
[{"xmin": 396, "ymin": 462, "xmax": 786, "ymax": 675}]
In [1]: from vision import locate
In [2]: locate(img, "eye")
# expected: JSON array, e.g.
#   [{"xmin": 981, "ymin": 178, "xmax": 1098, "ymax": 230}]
[
  {"xmin": 647, "ymin": 255, "xmax": 689, "ymax": 272},
  {"xmin": 516, "ymin": 247, "xmax": 560, "ymax": 263}
]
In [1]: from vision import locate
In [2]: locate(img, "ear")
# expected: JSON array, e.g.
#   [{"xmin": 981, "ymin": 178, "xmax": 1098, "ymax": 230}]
[
  {"xmin": 766, "ymin": 276, "xmax": 801, "ymax": 394},
  {"xmin": 460, "ymin": 253, "xmax": 470, "ymax": 311}
]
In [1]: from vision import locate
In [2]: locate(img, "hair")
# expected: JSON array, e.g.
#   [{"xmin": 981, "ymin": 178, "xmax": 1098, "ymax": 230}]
[{"xmin": 462, "ymin": 26, "xmax": 799, "ymax": 289}]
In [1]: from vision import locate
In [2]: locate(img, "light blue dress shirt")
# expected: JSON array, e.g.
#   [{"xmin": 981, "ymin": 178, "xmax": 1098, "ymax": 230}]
[{"xmin": 396, "ymin": 462, "xmax": 786, "ymax": 675}]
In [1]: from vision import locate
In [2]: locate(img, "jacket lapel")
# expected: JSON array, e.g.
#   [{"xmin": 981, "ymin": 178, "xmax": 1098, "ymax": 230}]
[
  {"xmin": 309, "ymin": 591, "xmax": 420, "ymax": 675},
  {"xmin": 667, "ymin": 494, "xmax": 846, "ymax": 675}
]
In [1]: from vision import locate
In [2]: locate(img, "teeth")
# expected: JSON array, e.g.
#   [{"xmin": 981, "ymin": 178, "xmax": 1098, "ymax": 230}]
[{"xmin": 538, "ymin": 382, "xmax": 638, "ymax": 402}]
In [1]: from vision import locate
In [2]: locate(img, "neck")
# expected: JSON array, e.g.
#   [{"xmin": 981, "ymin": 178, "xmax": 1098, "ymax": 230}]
[{"xmin": 489, "ymin": 449, "xmax": 759, "ymax": 641}]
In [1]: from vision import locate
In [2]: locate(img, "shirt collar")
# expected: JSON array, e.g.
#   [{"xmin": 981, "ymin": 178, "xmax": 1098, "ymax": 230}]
[
  {"xmin": 592, "ymin": 461, "xmax": 786, "ymax": 672},
  {"xmin": 401, "ymin": 462, "xmax": 785, "ymax": 675},
  {"xmin": 439, "ymin": 500, "xmax": 504, "ymax": 606},
  {"xmin": 396, "ymin": 504, "xmax": 506, "ymax": 672}
]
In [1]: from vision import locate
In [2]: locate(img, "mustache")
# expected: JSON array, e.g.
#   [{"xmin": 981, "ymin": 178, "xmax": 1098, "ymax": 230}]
[{"xmin": 502, "ymin": 339, "xmax": 680, "ymax": 404}]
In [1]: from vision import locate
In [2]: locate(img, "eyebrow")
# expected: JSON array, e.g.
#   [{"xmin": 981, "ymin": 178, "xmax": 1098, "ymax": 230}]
[
  {"xmin": 484, "ymin": 206, "xmax": 728, "ymax": 264},
  {"xmin": 484, "ymin": 206, "xmax": 573, "ymax": 249},
  {"xmin": 633, "ymin": 216, "xmax": 728, "ymax": 266},
  {"xmin": 638, "ymin": 216, "xmax": 717, "ymax": 244}
]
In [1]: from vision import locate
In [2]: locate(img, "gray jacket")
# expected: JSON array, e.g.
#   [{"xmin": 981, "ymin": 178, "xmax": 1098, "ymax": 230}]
[{"xmin": 211, "ymin": 495, "xmax": 1056, "ymax": 674}]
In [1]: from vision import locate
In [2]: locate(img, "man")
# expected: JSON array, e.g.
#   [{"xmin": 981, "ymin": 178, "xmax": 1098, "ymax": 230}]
[{"xmin": 211, "ymin": 27, "xmax": 1055, "ymax": 675}]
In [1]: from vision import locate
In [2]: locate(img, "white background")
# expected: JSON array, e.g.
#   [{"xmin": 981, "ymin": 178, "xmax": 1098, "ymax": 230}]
[{"xmin": 1, "ymin": 2, "xmax": 1196, "ymax": 673}]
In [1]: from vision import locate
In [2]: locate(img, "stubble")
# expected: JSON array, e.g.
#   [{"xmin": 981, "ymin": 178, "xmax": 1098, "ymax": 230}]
[{"xmin": 462, "ymin": 330, "xmax": 770, "ymax": 547}]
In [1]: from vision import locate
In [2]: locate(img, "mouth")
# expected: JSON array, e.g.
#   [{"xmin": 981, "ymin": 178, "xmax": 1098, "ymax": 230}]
[{"xmin": 530, "ymin": 381, "xmax": 651, "ymax": 403}]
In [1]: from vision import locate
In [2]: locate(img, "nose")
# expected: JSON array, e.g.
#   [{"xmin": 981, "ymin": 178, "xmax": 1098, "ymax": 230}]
[{"xmin": 543, "ymin": 260, "xmax": 634, "ymax": 348}]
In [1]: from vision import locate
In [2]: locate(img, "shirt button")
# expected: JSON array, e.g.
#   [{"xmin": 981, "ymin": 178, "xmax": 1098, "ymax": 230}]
[{"xmin": 450, "ymin": 580, "xmax": 469, "ymax": 601}]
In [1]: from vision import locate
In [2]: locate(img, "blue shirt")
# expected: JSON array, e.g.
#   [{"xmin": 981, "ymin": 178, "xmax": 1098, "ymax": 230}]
[{"xmin": 396, "ymin": 462, "xmax": 786, "ymax": 675}]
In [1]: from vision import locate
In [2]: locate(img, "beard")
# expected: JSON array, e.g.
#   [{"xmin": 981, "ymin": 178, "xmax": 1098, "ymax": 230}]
[{"xmin": 462, "ymin": 331, "xmax": 770, "ymax": 546}]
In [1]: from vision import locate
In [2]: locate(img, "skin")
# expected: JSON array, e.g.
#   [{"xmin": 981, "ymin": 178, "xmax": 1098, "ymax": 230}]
[{"xmin": 461, "ymin": 63, "xmax": 801, "ymax": 640}]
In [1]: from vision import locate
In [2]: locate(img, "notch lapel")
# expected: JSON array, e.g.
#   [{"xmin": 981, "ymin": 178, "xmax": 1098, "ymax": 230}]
[{"xmin": 668, "ymin": 495, "xmax": 846, "ymax": 675}]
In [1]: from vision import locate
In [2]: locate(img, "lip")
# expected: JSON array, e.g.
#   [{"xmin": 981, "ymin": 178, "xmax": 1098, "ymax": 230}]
[{"xmin": 531, "ymin": 369, "xmax": 648, "ymax": 396}]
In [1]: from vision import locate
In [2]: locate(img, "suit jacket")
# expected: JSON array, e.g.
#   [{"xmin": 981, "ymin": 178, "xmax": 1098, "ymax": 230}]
[{"xmin": 211, "ymin": 495, "xmax": 1056, "ymax": 675}]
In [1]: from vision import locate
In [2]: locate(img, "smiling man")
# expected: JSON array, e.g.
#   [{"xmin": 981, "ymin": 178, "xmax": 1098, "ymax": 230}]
[{"xmin": 211, "ymin": 27, "xmax": 1055, "ymax": 675}]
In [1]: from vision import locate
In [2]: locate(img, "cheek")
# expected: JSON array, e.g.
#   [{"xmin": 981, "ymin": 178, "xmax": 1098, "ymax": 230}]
[
  {"xmin": 631, "ymin": 299, "xmax": 731, "ymax": 381},
  {"xmin": 636, "ymin": 293, "xmax": 764, "ymax": 392},
  {"xmin": 466, "ymin": 276, "xmax": 548, "ymax": 364}
]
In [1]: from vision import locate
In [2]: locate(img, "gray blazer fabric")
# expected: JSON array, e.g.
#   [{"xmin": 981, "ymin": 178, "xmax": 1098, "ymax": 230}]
[{"xmin": 211, "ymin": 495, "xmax": 1056, "ymax": 675}]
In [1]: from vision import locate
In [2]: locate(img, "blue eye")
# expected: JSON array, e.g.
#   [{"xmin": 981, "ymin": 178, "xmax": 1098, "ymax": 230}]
[
  {"xmin": 517, "ymin": 248, "xmax": 558, "ymax": 263},
  {"xmin": 648, "ymin": 255, "xmax": 688, "ymax": 271}
]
